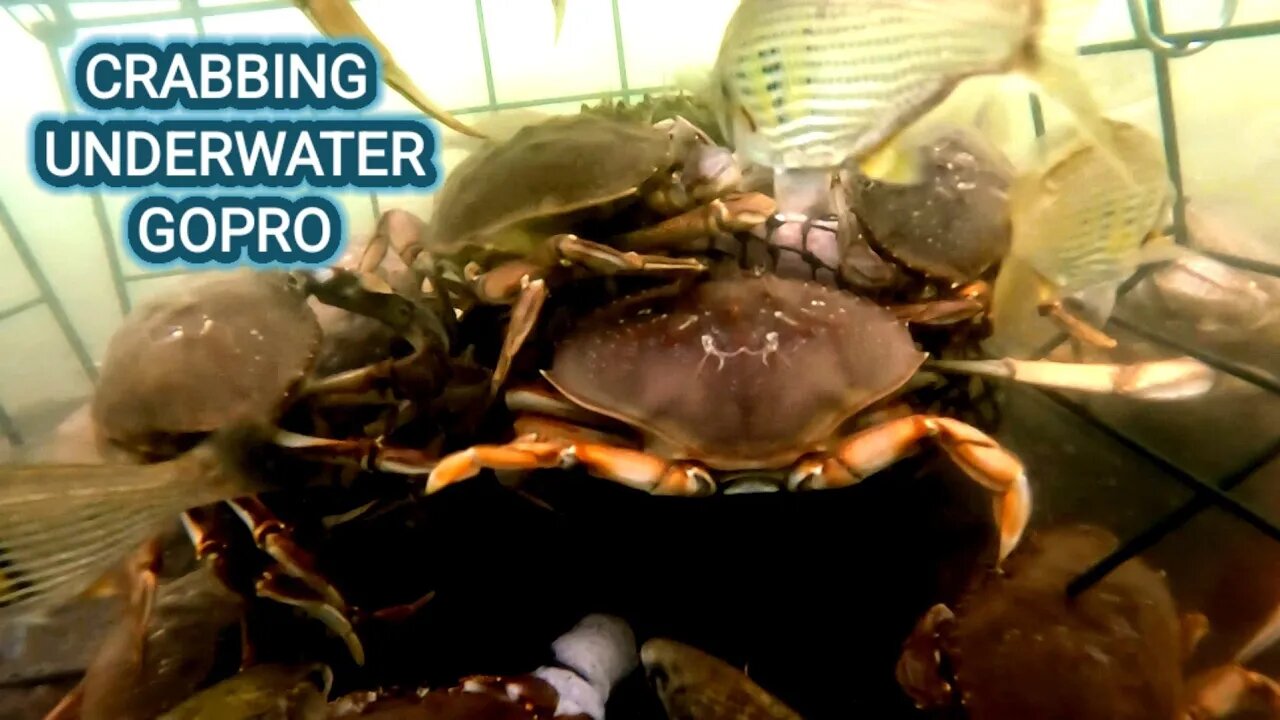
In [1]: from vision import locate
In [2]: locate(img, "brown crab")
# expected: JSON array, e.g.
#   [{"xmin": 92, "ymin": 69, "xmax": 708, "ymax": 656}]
[
  {"xmin": 399, "ymin": 111, "xmax": 777, "ymax": 392},
  {"xmin": 87, "ymin": 268, "xmax": 447, "ymax": 665},
  {"xmin": 422, "ymin": 268, "xmax": 1220, "ymax": 565},
  {"xmin": 896, "ymin": 524, "xmax": 1280, "ymax": 719}
]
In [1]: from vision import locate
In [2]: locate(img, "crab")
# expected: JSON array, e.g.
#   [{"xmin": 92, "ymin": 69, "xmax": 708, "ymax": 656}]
[
  {"xmin": 896, "ymin": 524, "xmax": 1280, "ymax": 720},
  {"xmin": 421, "ymin": 269, "xmax": 1215, "ymax": 565},
  {"xmin": 640, "ymin": 637, "xmax": 802, "ymax": 720},
  {"xmin": 329, "ymin": 613, "xmax": 635, "ymax": 720},
  {"xmin": 393, "ymin": 111, "xmax": 777, "ymax": 392},
  {"xmin": 579, "ymin": 91, "xmax": 730, "ymax": 148},
  {"xmin": 744, "ymin": 124, "xmax": 1015, "ymax": 334},
  {"xmin": 89, "ymin": 268, "xmax": 449, "ymax": 666}
]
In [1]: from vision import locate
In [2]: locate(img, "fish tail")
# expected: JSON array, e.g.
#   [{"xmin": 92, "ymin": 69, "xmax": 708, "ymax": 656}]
[
  {"xmin": 1024, "ymin": 0, "xmax": 1135, "ymax": 184},
  {"xmin": 552, "ymin": 0, "xmax": 567, "ymax": 43},
  {"xmin": 295, "ymin": 0, "xmax": 487, "ymax": 139}
]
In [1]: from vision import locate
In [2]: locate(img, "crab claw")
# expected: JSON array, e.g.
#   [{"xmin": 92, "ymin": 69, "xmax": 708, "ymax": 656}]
[
  {"xmin": 790, "ymin": 415, "xmax": 1031, "ymax": 565},
  {"xmin": 426, "ymin": 440, "xmax": 716, "ymax": 497}
]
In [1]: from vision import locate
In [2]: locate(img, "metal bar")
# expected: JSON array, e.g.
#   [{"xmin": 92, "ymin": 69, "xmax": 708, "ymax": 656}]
[
  {"xmin": 1147, "ymin": 0, "xmax": 1190, "ymax": 247},
  {"xmin": 0, "ymin": 401, "xmax": 22, "ymax": 448},
  {"xmin": 1043, "ymin": 390, "xmax": 1280, "ymax": 544},
  {"xmin": 182, "ymin": 0, "xmax": 205, "ymax": 35},
  {"xmin": 610, "ymin": 0, "xmax": 629, "ymax": 94},
  {"xmin": 1108, "ymin": 313, "xmax": 1280, "ymax": 395},
  {"xmin": 0, "ymin": 199, "xmax": 98, "ymax": 382},
  {"xmin": 1199, "ymin": 250, "xmax": 1280, "ymax": 279},
  {"xmin": 1068, "ymin": 435, "xmax": 1280, "ymax": 597},
  {"xmin": 472, "ymin": 0, "xmax": 498, "ymax": 108},
  {"xmin": 123, "ymin": 268, "xmax": 192, "ymax": 282},
  {"xmin": 1028, "ymin": 94, "xmax": 1046, "ymax": 138},
  {"xmin": 0, "ymin": 669, "xmax": 84, "ymax": 690},
  {"xmin": 0, "ymin": 297, "xmax": 43, "ymax": 323},
  {"xmin": 447, "ymin": 84, "xmax": 674, "ymax": 116},
  {"xmin": 42, "ymin": 40, "xmax": 133, "ymax": 317},
  {"xmin": 1078, "ymin": 20, "xmax": 1280, "ymax": 56}
]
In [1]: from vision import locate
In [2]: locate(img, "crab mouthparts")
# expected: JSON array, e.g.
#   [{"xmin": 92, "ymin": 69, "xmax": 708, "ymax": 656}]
[{"xmin": 698, "ymin": 331, "xmax": 781, "ymax": 372}]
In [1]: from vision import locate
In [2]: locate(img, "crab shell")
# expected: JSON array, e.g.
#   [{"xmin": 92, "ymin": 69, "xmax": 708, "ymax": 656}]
[
  {"xmin": 92, "ymin": 270, "xmax": 321, "ymax": 457},
  {"xmin": 843, "ymin": 125, "xmax": 1014, "ymax": 285},
  {"xmin": 424, "ymin": 113, "xmax": 675, "ymax": 258},
  {"xmin": 940, "ymin": 525, "xmax": 1185, "ymax": 720},
  {"xmin": 542, "ymin": 273, "xmax": 927, "ymax": 471}
]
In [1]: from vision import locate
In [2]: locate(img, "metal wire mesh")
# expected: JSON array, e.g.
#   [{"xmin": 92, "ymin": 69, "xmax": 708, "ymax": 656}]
[{"xmin": 0, "ymin": 0, "xmax": 1276, "ymax": 587}]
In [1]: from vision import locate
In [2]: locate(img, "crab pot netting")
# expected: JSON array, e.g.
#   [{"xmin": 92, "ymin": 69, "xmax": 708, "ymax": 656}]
[{"xmin": 0, "ymin": 0, "xmax": 1278, "ymax": 717}]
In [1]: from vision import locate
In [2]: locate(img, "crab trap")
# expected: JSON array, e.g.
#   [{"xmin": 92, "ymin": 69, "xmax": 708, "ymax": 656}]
[{"xmin": 0, "ymin": 1, "xmax": 1277, "ymax": 718}]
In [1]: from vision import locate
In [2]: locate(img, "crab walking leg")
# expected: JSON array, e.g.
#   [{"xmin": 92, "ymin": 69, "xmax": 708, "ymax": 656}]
[
  {"xmin": 789, "ymin": 415, "xmax": 1030, "ymax": 564},
  {"xmin": 270, "ymin": 429, "xmax": 438, "ymax": 475},
  {"xmin": 616, "ymin": 192, "xmax": 778, "ymax": 250},
  {"xmin": 222, "ymin": 497, "xmax": 367, "ymax": 666},
  {"xmin": 551, "ymin": 234, "xmax": 709, "ymax": 275},
  {"xmin": 256, "ymin": 569, "xmax": 366, "ymax": 667},
  {"xmin": 426, "ymin": 440, "xmax": 716, "ymax": 497},
  {"xmin": 226, "ymin": 496, "xmax": 347, "ymax": 612},
  {"xmin": 492, "ymin": 278, "xmax": 549, "ymax": 394},
  {"xmin": 1185, "ymin": 665, "xmax": 1280, "ymax": 718},
  {"xmin": 927, "ymin": 357, "xmax": 1217, "ymax": 400}
]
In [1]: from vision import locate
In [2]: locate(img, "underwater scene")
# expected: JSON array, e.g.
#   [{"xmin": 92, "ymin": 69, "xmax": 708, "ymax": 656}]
[{"xmin": 0, "ymin": 0, "xmax": 1279, "ymax": 718}]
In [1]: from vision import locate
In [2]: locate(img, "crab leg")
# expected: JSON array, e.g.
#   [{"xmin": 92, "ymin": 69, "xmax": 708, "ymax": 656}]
[
  {"xmin": 226, "ymin": 496, "xmax": 366, "ymax": 666},
  {"xmin": 426, "ymin": 439, "xmax": 715, "ymax": 497},
  {"xmin": 617, "ymin": 192, "xmax": 777, "ymax": 250},
  {"xmin": 788, "ymin": 415, "xmax": 1030, "ymax": 564},
  {"xmin": 256, "ymin": 569, "xmax": 365, "ymax": 666},
  {"xmin": 926, "ymin": 357, "xmax": 1216, "ymax": 400},
  {"xmin": 491, "ymin": 278, "xmax": 549, "ymax": 394},
  {"xmin": 1185, "ymin": 665, "xmax": 1280, "ymax": 718},
  {"xmin": 270, "ymin": 429, "xmax": 438, "ymax": 475}
]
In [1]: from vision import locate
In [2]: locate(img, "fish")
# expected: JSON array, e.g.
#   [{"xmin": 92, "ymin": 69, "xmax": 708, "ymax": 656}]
[
  {"xmin": 986, "ymin": 119, "xmax": 1181, "ymax": 357},
  {"xmin": 553, "ymin": 0, "xmax": 567, "ymax": 42},
  {"xmin": 0, "ymin": 428, "xmax": 267, "ymax": 627},
  {"xmin": 711, "ymin": 0, "xmax": 1123, "ymax": 189},
  {"xmin": 157, "ymin": 663, "xmax": 332, "ymax": 720},
  {"xmin": 641, "ymin": 638, "xmax": 802, "ymax": 720},
  {"xmin": 294, "ymin": 0, "xmax": 486, "ymax": 138}
]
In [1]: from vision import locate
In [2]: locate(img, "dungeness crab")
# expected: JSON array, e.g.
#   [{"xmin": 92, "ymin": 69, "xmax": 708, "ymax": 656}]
[{"xmin": 424, "ymin": 269, "xmax": 1214, "ymax": 565}]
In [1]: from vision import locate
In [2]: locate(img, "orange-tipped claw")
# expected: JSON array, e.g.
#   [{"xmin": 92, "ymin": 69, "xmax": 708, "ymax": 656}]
[
  {"xmin": 795, "ymin": 414, "xmax": 1031, "ymax": 565},
  {"xmin": 426, "ymin": 441, "xmax": 568, "ymax": 495},
  {"xmin": 426, "ymin": 438, "xmax": 715, "ymax": 497}
]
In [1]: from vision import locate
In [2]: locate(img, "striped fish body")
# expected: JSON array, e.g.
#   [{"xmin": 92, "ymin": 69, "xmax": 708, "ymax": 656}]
[
  {"xmin": 714, "ymin": 0, "xmax": 1033, "ymax": 172},
  {"xmin": 1007, "ymin": 120, "xmax": 1171, "ymax": 295}
]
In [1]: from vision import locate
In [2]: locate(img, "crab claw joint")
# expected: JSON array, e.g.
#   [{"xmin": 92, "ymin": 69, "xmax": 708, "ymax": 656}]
[{"xmin": 799, "ymin": 415, "xmax": 1031, "ymax": 566}]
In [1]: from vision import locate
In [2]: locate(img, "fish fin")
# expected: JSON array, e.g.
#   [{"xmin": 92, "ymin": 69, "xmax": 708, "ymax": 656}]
[
  {"xmin": 1135, "ymin": 233, "xmax": 1198, "ymax": 267},
  {"xmin": 296, "ymin": 0, "xmax": 486, "ymax": 139},
  {"xmin": 552, "ymin": 0, "xmax": 566, "ymax": 43},
  {"xmin": 1020, "ymin": 0, "xmax": 1135, "ymax": 185},
  {"xmin": 857, "ymin": 139, "xmax": 927, "ymax": 186}
]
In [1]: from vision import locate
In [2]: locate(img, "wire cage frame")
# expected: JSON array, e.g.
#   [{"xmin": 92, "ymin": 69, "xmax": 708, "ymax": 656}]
[{"xmin": 0, "ymin": 0, "xmax": 1276, "ymax": 616}]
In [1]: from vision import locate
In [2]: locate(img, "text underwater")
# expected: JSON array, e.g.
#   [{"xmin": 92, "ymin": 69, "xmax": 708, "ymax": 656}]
[{"xmin": 28, "ymin": 38, "xmax": 443, "ymax": 268}]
